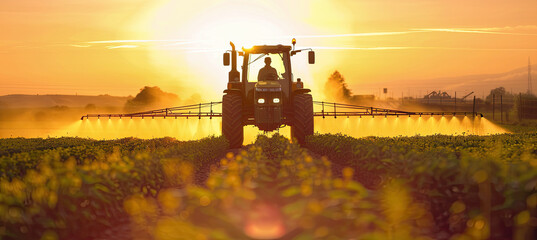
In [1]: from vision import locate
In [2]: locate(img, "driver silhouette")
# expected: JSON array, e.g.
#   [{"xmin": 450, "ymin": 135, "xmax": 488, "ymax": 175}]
[{"xmin": 258, "ymin": 57, "xmax": 278, "ymax": 81}]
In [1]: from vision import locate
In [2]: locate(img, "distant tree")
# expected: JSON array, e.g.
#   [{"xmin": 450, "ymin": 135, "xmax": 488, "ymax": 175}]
[
  {"xmin": 486, "ymin": 87, "xmax": 513, "ymax": 102},
  {"xmin": 125, "ymin": 86, "xmax": 180, "ymax": 112},
  {"xmin": 323, "ymin": 71, "xmax": 374, "ymax": 103},
  {"xmin": 85, "ymin": 103, "xmax": 96, "ymax": 111},
  {"xmin": 51, "ymin": 105, "xmax": 69, "ymax": 111},
  {"xmin": 520, "ymin": 92, "xmax": 537, "ymax": 98},
  {"xmin": 324, "ymin": 71, "xmax": 353, "ymax": 102}
]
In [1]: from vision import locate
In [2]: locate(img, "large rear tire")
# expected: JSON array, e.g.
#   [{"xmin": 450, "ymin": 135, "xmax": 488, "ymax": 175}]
[
  {"xmin": 291, "ymin": 94, "xmax": 314, "ymax": 145},
  {"xmin": 222, "ymin": 93, "xmax": 243, "ymax": 148}
]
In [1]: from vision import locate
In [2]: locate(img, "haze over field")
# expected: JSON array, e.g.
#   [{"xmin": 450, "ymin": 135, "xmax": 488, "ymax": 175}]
[{"xmin": 1, "ymin": 0, "xmax": 537, "ymax": 99}]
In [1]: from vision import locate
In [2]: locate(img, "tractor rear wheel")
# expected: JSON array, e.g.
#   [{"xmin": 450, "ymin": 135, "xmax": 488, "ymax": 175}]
[
  {"xmin": 222, "ymin": 93, "xmax": 243, "ymax": 148},
  {"xmin": 291, "ymin": 94, "xmax": 314, "ymax": 145}
]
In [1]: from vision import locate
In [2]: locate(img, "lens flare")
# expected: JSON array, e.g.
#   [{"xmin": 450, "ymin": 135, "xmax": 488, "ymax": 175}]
[{"xmin": 243, "ymin": 202, "xmax": 286, "ymax": 239}]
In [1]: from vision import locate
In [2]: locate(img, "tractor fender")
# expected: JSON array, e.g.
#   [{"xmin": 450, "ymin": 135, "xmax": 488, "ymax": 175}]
[
  {"xmin": 293, "ymin": 88, "xmax": 311, "ymax": 95},
  {"xmin": 224, "ymin": 89, "xmax": 242, "ymax": 95}
]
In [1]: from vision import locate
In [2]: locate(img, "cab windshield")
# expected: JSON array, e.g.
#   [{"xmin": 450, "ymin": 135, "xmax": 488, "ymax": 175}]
[{"xmin": 247, "ymin": 53, "xmax": 286, "ymax": 82}]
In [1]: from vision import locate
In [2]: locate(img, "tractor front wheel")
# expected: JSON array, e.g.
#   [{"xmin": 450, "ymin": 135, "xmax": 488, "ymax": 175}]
[
  {"xmin": 222, "ymin": 93, "xmax": 243, "ymax": 148},
  {"xmin": 291, "ymin": 94, "xmax": 314, "ymax": 145}
]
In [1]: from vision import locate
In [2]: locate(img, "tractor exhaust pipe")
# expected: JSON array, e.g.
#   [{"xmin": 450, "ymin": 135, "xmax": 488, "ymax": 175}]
[
  {"xmin": 228, "ymin": 42, "xmax": 240, "ymax": 83},
  {"xmin": 230, "ymin": 42, "xmax": 237, "ymax": 70}
]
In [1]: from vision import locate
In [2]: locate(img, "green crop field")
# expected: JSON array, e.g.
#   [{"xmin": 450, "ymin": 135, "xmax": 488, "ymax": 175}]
[{"xmin": 0, "ymin": 133, "xmax": 536, "ymax": 240}]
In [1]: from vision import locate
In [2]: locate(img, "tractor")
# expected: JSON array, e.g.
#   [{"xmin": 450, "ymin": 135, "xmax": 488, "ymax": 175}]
[
  {"xmin": 80, "ymin": 40, "xmax": 484, "ymax": 148},
  {"xmin": 222, "ymin": 39, "xmax": 315, "ymax": 148}
]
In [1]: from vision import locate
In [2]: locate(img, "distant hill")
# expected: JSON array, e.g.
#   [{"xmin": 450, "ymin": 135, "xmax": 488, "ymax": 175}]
[
  {"xmin": 0, "ymin": 94, "xmax": 132, "ymax": 109},
  {"xmin": 351, "ymin": 64, "xmax": 536, "ymax": 96},
  {"xmin": 417, "ymin": 64, "xmax": 535, "ymax": 93}
]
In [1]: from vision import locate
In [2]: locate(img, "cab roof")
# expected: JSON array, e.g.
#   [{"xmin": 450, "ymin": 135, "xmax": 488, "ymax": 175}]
[{"xmin": 244, "ymin": 45, "xmax": 292, "ymax": 54}]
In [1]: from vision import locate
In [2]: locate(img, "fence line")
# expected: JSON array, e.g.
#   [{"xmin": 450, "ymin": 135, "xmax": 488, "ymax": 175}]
[{"xmin": 395, "ymin": 94, "xmax": 537, "ymax": 123}]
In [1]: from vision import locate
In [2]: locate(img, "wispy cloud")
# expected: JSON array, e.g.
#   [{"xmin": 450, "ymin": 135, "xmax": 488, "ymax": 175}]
[
  {"xmin": 81, "ymin": 39, "xmax": 201, "ymax": 50},
  {"xmin": 69, "ymin": 25, "xmax": 537, "ymax": 51},
  {"xmin": 413, "ymin": 27, "xmax": 537, "ymax": 36},
  {"xmin": 423, "ymin": 47, "xmax": 537, "ymax": 51},
  {"xmin": 463, "ymin": 25, "xmax": 537, "ymax": 32},
  {"xmin": 87, "ymin": 39, "xmax": 191, "ymax": 44},
  {"xmin": 106, "ymin": 45, "xmax": 138, "ymax": 49},
  {"xmin": 278, "ymin": 26, "xmax": 537, "ymax": 39},
  {"xmin": 81, "ymin": 33, "xmax": 415, "ymax": 47},
  {"xmin": 415, "ymin": 28, "xmax": 508, "ymax": 34},
  {"xmin": 69, "ymin": 44, "xmax": 92, "ymax": 48},
  {"xmin": 308, "ymin": 46, "xmax": 537, "ymax": 51},
  {"xmin": 309, "ymin": 46, "xmax": 413, "ymax": 50},
  {"xmin": 292, "ymin": 31, "xmax": 423, "ymax": 39}
]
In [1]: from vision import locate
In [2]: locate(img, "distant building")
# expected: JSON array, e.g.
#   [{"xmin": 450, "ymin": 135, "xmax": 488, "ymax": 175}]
[{"xmin": 424, "ymin": 91, "xmax": 451, "ymax": 99}]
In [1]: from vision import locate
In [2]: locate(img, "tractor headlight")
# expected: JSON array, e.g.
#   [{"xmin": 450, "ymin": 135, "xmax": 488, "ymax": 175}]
[
  {"xmin": 257, "ymin": 98, "xmax": 265, "ymax": 104},
  {"xmin": 273, "ymin": 98, "xmax": 280, "ymax": 103}
]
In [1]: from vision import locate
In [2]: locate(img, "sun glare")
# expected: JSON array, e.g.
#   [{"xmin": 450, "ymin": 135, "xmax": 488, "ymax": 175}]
[
  {"xmin": 146, "ymin": 1, "xmax": 289, "ymax": 46},
  {"xmin": 136, "ymin": 1, "xmax": 293, "ymax": 95}
]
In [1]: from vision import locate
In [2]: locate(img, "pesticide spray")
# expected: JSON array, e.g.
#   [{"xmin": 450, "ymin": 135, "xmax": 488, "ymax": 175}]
[{"xmin": 56, "ymin": 114, "xmax": 507, "ymax": 144}]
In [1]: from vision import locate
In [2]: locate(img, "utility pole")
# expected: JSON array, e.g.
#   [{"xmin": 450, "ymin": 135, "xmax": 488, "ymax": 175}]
[
  {"xmin": 492, "ymin": 94, "xmax": 495, "ymax": 120},
  {"xmin": 454, "ymin": 91, "xmax": 457, "ymax": 112},
  {"xmin": 473, "ymin": 96, "xmax": 476, "ymax": 116},
  {"xmin": 529, "ymin": 57, "xmax": 533, "ymax": 95},
  {"xmin": 500, "ymin": 94, "xmax": 503, "ymax": 123}
]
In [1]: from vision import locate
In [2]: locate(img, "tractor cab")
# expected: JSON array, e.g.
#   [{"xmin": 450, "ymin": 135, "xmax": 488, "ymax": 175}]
[
  {"xmin": 222, "ymin": 40, "xmax": 315, "ymax": 147},
  {"xmin": 242, "ymin": 46, "xmax": 291, "ymax": 130}
]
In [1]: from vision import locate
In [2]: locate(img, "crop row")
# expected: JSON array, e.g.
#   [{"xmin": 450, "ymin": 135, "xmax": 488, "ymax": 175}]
[
  {"xmin": 121, "ymin": 134, "xmax": 415, "ymax": 239},
  {"xmin": 0, "ymin": 136, "xmax": 228, "ymax": 239},
  {"xmin": 1, "ymin": 133, "xmax": 536, "ymax": 239},
  {"xmin": 305, "ymin": 133, "xmax": 537, "ymax": 239}
]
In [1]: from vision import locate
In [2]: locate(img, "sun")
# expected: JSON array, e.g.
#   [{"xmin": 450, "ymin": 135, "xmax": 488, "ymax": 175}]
[
  {"xmin": 189, "ymin": 9, "xmax": 286, "ymax": 48},
  {"xmin": 135, "ymin": 1, "xmax": 292, "ymax": 96},
  {"xmin": 144, "ymin": 1, "xmax": 289, "ymax": 49}
]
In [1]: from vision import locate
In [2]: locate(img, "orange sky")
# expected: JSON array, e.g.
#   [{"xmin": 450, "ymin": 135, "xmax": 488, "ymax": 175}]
[{"xmin": 1, "ymin": 0, "xmax": 537, "ymax": 98}]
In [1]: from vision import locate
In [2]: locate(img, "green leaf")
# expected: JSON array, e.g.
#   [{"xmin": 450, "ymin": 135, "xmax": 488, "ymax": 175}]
[{"xmin": 281, "ymin": 186, "xmax": 300, "ymax": 197}]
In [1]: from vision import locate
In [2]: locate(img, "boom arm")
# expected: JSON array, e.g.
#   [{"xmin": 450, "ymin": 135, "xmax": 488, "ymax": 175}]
[{"xmin": 461, "ymin": 91, "xmax": 474, "ymax": 100}]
